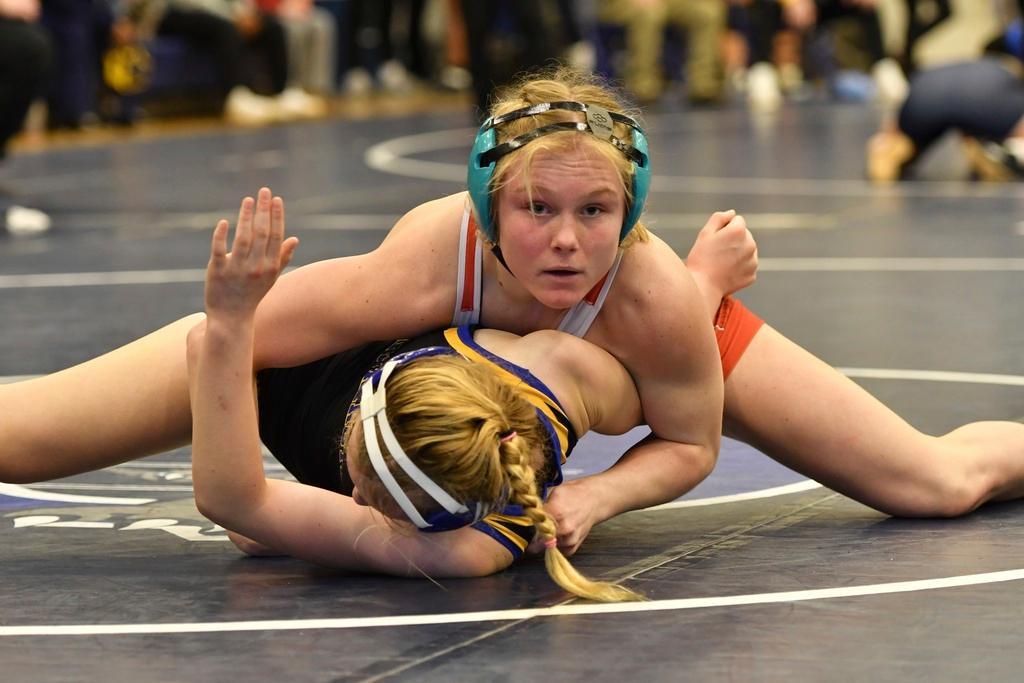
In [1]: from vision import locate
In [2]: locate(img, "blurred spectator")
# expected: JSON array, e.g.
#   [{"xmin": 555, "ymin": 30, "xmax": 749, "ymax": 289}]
[
  {"xmin": 742, "ymin": 0, "xmax": 906, "ymax": 110},
  {"xmin": 116, "ymin": 0, "xmax": 298, "ymax": 125},
  {"xmin": 340, "ymin": 0, "xmax": 417, "ymax": 95},
  {"xmin": 866, "ymin": 57, "xmax": 1024, "ymax": 182},
  {"xmin": 255, "ymin": 0, "xmax": 335, "ymax": 94},
  {"xmin": 434, "ymin": 0, "xmax": 472, "ymax": 91},
  {"xmin": 39, "ymin": 0, "xmax": 113, "ymax": 129},
  {"xmin": 0, "ymin": 0, "xmax": 53, "ymax": 235},
  {"xmin": 556, "ymin": 0, "xmax": 596, "ymax": 71},
  {"xmin": 458, "ymin": 0, "xmax": 561, "ymax": 117},
  {"xmin": 595, "ymin": 0, "xmax": 728, "ymax": 105}
]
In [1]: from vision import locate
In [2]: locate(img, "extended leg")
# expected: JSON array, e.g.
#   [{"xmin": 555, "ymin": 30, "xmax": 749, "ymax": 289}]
[
  {"xmin": 0, "ymin": 314, "xmax": 202, "ymax": 484},
  {"xmin": 724, "ymin": 325, "xmax": 1024, "ymax": 517}
]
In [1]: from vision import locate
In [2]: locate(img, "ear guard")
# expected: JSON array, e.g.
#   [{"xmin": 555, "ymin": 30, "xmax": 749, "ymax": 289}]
[
  {"xmin": 467, "ymin": 101, "xmax": 651, "ymax": 244},
  {"xmin": 358, "ymin": 346, "xmax": 508, "ymax": 532}
]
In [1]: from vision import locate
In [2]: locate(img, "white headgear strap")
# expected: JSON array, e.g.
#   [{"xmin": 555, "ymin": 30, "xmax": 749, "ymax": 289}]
[{"xmin": 359, "ymin": 358, "xmax": 469, "ymax": 529}]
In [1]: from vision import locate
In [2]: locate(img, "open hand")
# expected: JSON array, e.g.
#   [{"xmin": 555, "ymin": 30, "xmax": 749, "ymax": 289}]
[{"xmin": 204, "ymin": 188, "xmax": 298, "ymax": 321}]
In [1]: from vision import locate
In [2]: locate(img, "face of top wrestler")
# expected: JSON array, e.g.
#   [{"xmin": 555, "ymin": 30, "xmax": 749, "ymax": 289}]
[{"xmin": 494, "ymin": 146, "xmax": 625, "ymax": 311}]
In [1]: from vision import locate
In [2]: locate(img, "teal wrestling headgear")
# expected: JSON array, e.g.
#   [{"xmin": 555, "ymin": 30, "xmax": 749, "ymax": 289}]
[{"xmin": 467, "ymin": 101, "xmax": 651, "ymax": 244}]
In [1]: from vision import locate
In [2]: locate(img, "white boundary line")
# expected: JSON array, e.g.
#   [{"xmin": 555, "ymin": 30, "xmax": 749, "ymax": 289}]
[
  {"xmin": 4, "ymin": 567, "xmax": 1024, "ymax": 637},
  {"xmin": 0, "ymin": 483, "xmax": 153, "ymax": 505},
  {"xmin": 646, "ymin": 480, "xmax": 822, "ymax": 510},
  {"xmin": 363, "ymin": 126, "xmax": 1021, "ymax": 199},
  {"xmin": 839, "ymin": 367, "xmax": 1024, "ymax": 386}
]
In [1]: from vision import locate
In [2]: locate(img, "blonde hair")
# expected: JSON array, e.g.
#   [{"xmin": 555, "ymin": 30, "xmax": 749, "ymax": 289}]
[
  {"xmin": 348, "ymin": 355, "xmax": 644, "ymax": 603},
  {"xmin": 485, "ymin": 67, "xmax": 650, "ymax": 249}
]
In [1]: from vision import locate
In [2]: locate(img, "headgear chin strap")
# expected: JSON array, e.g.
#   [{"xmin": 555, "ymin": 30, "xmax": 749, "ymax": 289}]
[
  {"xmin": 467, "ymin": 101, "xmax": 651, "ymax": 245},
  {"xmin": 358, "ymin": 347, "xmax": 504, "ymax": 532}
]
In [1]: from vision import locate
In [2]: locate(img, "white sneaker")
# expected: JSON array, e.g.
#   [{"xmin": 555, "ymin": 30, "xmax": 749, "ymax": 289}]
[
  {"xmin": 872, "ymin": 58, "xmax": 909, "ymax": 108},
  {"xmin": 564, "ymin": 41, "xmax": 596, "ymax": 72},
  {"xmin": 749, "ymin": 62, "xmax": 778, "ymax": 111},
  {"xmin": 747, "ymin": 62, "xmax": 782, "ymax": 111},
  {"xmin": 275, "ymin": 88, "xmax": 328, "ymax": 120},
  {"xmin": 342, "ymin": 67, "xmax": 373, "ymax": 96},
  {"xmin": 224, "ymin": 86, "xmax": 277, "ymax": 127},
  {"xmin": 378, "ymin": 60, "xmax": 412, "ymax": 92},
  {"xmin": 439, "ymin": 65, "xmax": 472, "ymax": 91},
  {"xmin": 5, "ymin": 205, "xmax": 51, "ymax": 236}
]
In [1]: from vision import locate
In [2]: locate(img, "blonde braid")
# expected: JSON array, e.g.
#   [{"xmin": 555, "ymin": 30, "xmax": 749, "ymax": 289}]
[
  {"xmin": 499, "ymin": 434, "xmax": 645, "ymax": 603},
  {"xmin": 351, "ymin": 355, "xmax": 644, "ymax": 602}
]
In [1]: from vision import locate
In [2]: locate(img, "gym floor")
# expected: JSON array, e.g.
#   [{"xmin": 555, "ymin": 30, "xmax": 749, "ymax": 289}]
[{"xmin": 1, "ymin": 95, "xmax": 1022, "ymax": 681}]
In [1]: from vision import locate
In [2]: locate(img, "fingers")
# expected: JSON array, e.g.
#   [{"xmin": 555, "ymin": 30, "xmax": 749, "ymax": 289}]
[
  {"xmin": 723, "ymin": 212, "xmax": 747, "ymax": 234},
  {"xmin": 251, "ymin": 187, "xmax": 272, "ymax": 252},
  {"xmin": 210, "ymin": 220, "xmax": 230, "ymax": 264},
  {"xmin": 279, "ymin": 236, "xmax": 300, "ymax": 271},
  {"xmin": 232, "ymin": 196, "xmax": 255, "ymax": 258},
  {"xmin": 224, "ymin": 188, "xmax": 294, "ymax": 273},
  {"xmin": 266, "ymin": 196, "xmax": 284, "ymax": 258},
  {"xmin": 557, "ymin": 536, "xmax": 580, "ymax": 557},
  {"xmin": 702, "ymin": 209, "xmax": 736, "ymax": 233}
]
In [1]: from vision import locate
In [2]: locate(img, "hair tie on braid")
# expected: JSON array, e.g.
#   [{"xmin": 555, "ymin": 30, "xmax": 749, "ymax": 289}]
[
  {"xmin": 499, "ymin": 430, "xmax": 517, "ymax": 443},
  {"xmin": 543, "ymin": 537, "xmax": 557, "ymax": 550}
]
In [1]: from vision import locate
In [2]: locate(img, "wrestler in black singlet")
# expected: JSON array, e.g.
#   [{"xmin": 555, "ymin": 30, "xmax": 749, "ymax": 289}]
[{"xmin": 254, "ymin": 327, "xmax": 577, "ymax": 558}]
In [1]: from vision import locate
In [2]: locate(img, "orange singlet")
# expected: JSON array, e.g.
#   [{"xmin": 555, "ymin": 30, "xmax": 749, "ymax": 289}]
[{"xmin": 714, "ymin": 296, "xmax": 764, "ymax": 380}]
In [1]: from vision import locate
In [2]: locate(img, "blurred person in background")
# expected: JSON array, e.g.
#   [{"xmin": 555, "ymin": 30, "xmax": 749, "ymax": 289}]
[
  {"xmin": 596, "ymin": 0, "xmax": 728, "ymax": 105},
  {"xmin": 115, "ymin": 0, "xmax": 304, "ymax": 125},
  {"xmin": 254, "ymin": 0, "xmax": 334, "ymax": 116},
  {"xmin": 0, "ymin": 0, "xmax": 52, "ymax": 235}
]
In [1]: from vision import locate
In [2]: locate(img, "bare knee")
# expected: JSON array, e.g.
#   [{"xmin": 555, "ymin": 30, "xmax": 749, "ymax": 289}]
[{"xmin": 879, "ymin": 467, "xmax": 987, "ymax": 519}]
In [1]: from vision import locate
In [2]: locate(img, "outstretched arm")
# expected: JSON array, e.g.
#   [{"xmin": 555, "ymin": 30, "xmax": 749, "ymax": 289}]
[{"xmin": 187, "ymin": 191, "xmax": 509, "ymax": 577}]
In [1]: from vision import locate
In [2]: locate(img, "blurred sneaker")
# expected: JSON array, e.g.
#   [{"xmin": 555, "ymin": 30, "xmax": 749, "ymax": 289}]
[
  {"xmin": 224, "ymin": 86, "xmax": 277, "ymax": 127},
  {"xmin": 778, "ymin": 63, "xmax": 804, "ymax": 94},
  {"xmin": 727, "ymin": 67, "xmax": 747, "ymax": 96},
  {"xmin": 275, "ymin": 88, "xmax": 328, "ymax": 120},
  {"xmin": 872, "ymin": 58, "xmax": 909, "ymax": 108},
  {"xmin": 439, "ymin": 65, "xmax": 472, "ymax": 91},
  {"xmin": 962, "ymin": 137, "xmax": 1024, "ymax": 181},
  {"xmin": 4, "ymin": 204, "xmax": 51, "ymax": 236},
  {"xmin": 342, "ymin": 67, "xmax": 373, "ymax": 96},
  {"xmin": 832, "ymin": 70, "xmax": 876, "ymax": 102},
  {"xmin": 564, "ymin": 40, "xmax": 596, "ymax": 72},
  {"xmin": 747, "ymin": 62, "xmax": 782, "ymax": 111},
  {"xmin": 378, "ymin": 60, "xmax": 412, "ymax": 92},
  {"xmin": 866, "ymin": 130, "xmax": 916, "ymax": 183}
]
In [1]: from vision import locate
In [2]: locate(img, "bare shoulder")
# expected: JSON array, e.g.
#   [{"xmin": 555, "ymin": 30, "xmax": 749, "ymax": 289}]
[
  {"xmin": 592, "ymin": 235, "xmax": 709, "ymax": 357},
  {"xmin": 474, "ymin": 329, "xmax": 642, "ymax": 436},
  {"xmin": 379, "ymin": 191, "xmax": 469, "ymax": 252}
]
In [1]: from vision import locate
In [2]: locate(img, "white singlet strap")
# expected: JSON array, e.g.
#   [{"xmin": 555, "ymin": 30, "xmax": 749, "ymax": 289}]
[
  {"xmin": 557, "ymin": 251, "xmax": 623, "ymax": 338},
  {"xmin": 452, "ymin": 208, "xmax": 482, "ymax": 326}
]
